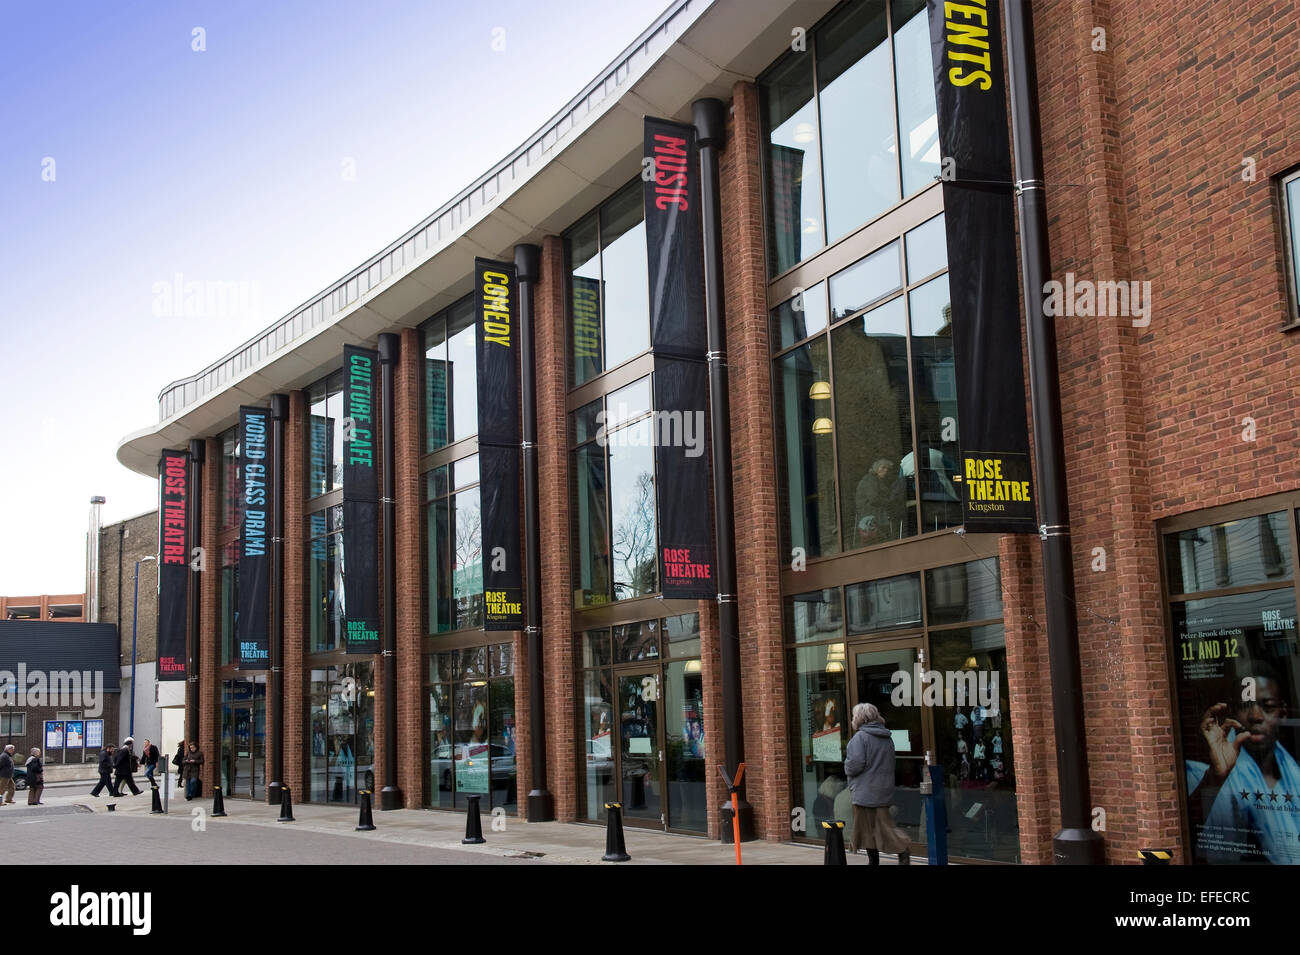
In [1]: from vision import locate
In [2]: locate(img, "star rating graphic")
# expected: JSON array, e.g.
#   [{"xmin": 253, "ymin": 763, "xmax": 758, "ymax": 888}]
[{"xmin": 1238, "ymin": 789, "xmax": 1296, "ymax": 805}]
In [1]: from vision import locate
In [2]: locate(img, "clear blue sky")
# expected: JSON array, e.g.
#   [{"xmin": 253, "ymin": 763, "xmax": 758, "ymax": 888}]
[{"xmin": 0, "ymin": 0, "xmax": 673, "ymax": 595}]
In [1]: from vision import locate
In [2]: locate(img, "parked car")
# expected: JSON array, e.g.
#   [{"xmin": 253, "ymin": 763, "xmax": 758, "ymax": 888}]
[{"xmin": 12, "ymin": 765, "xmax": 27, "ymax": 790}]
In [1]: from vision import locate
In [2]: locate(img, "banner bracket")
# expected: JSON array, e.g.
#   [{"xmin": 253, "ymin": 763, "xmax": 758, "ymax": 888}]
[{"xmin": 1039, "ymin": 523, "xmax": 1069, "ymax": 540}]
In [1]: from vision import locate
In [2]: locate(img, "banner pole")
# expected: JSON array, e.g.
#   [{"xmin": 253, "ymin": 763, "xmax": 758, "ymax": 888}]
[
  {"xmin": 1003, "ymin": 0, "xmax": 1104, "ymax": 864},
  {"xmin": 378, "ymin": 334, "xmax": 402, "ymax": 811},
  {"xmin": 267, "ymin": 393, "xmax": 288, "ymax": 806}
]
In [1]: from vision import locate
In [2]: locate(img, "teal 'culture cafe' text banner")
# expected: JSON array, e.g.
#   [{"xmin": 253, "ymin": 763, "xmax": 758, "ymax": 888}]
[
  {"xmin": 342, "ymin": 344, "xmax": 380, "ymax": 654},
  {"xmin": 474, "ymin": 258, "xmax": 524, "ymax": 631},
  {"xmin": 156, "ymin": 448, "xmax": 189, "ymax": 680},
  {"xmin": 926, "ymin": 0, "xmax": 1036, "ymax": 533},
  {"xmin": 237, "ymin": 406, "xmax": 271, "ymax": 669}
]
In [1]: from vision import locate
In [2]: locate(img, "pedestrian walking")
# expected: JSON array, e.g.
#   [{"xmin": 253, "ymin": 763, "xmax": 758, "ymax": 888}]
[
  {"xmin": 171, "ymin": 740, "xmax": 184, "ymax": 792},
  {"xmin": 140, "ymin": 738, "xmax": 160, "ymax": 785},
  {"xmin": 0, "ymin": 744, "xmax": 15, "ymax": 806},
  {"xmin": 25, "ymin": 749, "xmax": 44, "ymax": 805},
  {"xmin": 843, "ymin": 702, "xmax": 912, "ymax": 865},
  {"xmin": 182, "ymin": 742, "xmax": 205, "ymax": 800},
  {"xmin": 90, "ymin": 744, "xmax": 118, "ymax": 797},
  {"xmin": 113, "ymin": 738, "xmax": 142, "ymax": 796}
]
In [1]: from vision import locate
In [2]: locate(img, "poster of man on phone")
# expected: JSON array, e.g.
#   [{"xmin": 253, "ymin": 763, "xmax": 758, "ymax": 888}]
[{"xmin": 1172, "ymin": 584, "xmax": 1300, "ymax": 865}]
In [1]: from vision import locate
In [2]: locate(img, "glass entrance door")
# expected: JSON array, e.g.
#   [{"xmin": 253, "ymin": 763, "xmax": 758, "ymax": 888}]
[
  {"xmin": 233, "ymin": 703, "xmax": 253, "ymax": 798},
  {"xmin": 849, "ymin": 640, "xmax": 928, "ymax": 849},
  {"xmin": 616, "ymin": 671, "xmax": 663, "ymax": 826}
]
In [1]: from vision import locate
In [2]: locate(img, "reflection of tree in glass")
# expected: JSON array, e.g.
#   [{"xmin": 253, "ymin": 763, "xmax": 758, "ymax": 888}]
[
  {"xmin": 454, "ymin": 498, "xmax": 482, "ymax": 573},
  {"xmin": 613, "ymin": 471, "xmax": 656, "ymax": 599}
]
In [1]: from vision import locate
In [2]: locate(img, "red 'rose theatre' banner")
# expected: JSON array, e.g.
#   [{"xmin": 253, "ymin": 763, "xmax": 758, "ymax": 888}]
[
  {"xmin": 475, "ymin": 258, "xmax": 524, "ymax": 630},
  {"xmin": 927, "ymin": 0, "xmax": 1036, "ymax": 533},
  {"xmin": 343, "ymin": 344, "xmax": 381, "ymax": 654},
  {"xmin": 237, "ymin": 406, "xmax": 271, "ymax": 669},
  {"xmin": 156, "ymin": 449, "xmax": 188, "ymax": 681},
  {"xmin": 643, "ymin": 115, "xmax": 716, "ymax": 598}
]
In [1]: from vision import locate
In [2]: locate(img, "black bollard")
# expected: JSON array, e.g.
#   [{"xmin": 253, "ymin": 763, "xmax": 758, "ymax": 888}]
[
  {"xmin": 212, "ymin": 784, "xmax": 228, "ymax": 818},
  {"xmin": 822, "ymin": 820, "xmax": 847, "ymax": 865},
  {"xmin": 463, "ymin": 794, "xmax": 486, "ymax": 844},
  {"xmin": 278, "ymin": 785, "xmax": 295, "ymax": 822},
  {"xmin": 356, "ymin": 789, "xmax": 376, "ymax": 831},
  {"xmin": 332, "ymin": 775, "xmax": 344, "ymax": 802},
  {"xmin": 602, "ymin": 802, "xmax": 630, "ymax": 862},
  {"xmin": 150, "ymin": 784, "xmax": 164, "ymax": 815}
]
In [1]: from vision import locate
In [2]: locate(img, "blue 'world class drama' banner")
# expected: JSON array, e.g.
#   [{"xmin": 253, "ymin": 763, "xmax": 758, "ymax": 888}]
[{"xmin": 237, "ymin": 406, "xmax": 271, "ymax": 669}]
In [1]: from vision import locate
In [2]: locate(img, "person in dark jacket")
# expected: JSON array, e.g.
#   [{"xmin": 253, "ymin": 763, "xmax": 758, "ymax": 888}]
[
  {"xmin": 842, "ymin": 702, "xmax": 911, "ymax": 865},
  {"xmin": 90, "ymin": 744, "xmax": 118, "ymax": 797},
  {"xmin": 172, "ymin": 741, "xmax": 185, "ymax": 791},
  {"xmin": 25, "ymin": 748, "xmax": 44, "ymax": 805},
  {"xmin": 0, "ymin": 744, "xmax": 15, "ymax": 806},
  {"xmin": 182, "ymin": 742, "xmax": 205, "ymax": 800},
  {"xmin": 140, "ymin": 739, "xmax": 160, "ymax": 785},
  {"xmin": 113, "ymin": 738, "xmax": 142, "ymax": 796}
]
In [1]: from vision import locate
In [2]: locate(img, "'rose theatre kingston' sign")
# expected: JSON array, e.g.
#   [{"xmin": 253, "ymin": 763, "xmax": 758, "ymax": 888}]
[
  {"xmin": 237, "ymin": 406, "xmax": 271, "ymax": 668},
  {"xmin": 155, "ymin": 449, "xmax": 188, "ymax": 680},
  {"xmin": 342, "ymin": 344, "xmax": 381, "ymax": 654}
]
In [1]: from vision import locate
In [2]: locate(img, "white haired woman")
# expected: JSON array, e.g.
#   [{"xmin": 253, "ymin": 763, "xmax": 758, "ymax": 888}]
[
  {"xmin": 842, "ymin": 702, "xmax": 911, "ymax": 864},
  {"xmin": 25, "ymin": 748, "xmax": 45, "ymax": 805}
]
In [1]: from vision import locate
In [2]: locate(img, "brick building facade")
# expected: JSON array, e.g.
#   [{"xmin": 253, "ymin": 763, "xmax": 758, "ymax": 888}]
[{"xmin": 115, "ymin": 0, "xmax": 1300, "ymax": 864}]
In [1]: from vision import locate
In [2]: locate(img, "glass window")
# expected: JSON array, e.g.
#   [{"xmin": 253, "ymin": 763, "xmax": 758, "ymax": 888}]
[
  {"xmin": 775, "ymin": 282, "xmax": 828, "ymax": 350},
  {"xmin": 816, "ymin": 0, "xmax": 897, "ymax": 241},
  {"xmin": 572, "ymin": 442, "xmax": 610, "ymax": 608},
  {"xmin": 566, "ymin": 181, "xmax": 649, "ymax": 387},
  {"xmin": 774, "ymin": 337, "xmax": 839, "ymax": 559},
  {"xmin": 306, "ymin": 371, "xmax": 344, "ymax": 497},
  {"xmin": 664, "ymin": 613, "xmax": 701, "ymax": 658},
  {"xmin": 926, "ymin": 560, "xmax": 1004, "ymax": 626},
  {"xmin": 614, "ymin": 620, "xmax": 660, "ymax": 662},
  {"xmin": 760, "ymin": 0, "xmax": 942, "ymax": 276},
  {"xmin": 220, "ymin": 542, "xmax": 238, "ymax": 665},
  {"xmin": 425, "ymin": 457, "xmax": 482, "ymax": 633},
  {"xmin": 422, "ymin": 297, "xmax": 476, "ymax": 451},
  {"xmin": 664, "ymin": 658, "xmax": 707, "ymax": 832},
  {"xmin": 761, "ymin": 50, "xmax": 824, "ymax": 274},
  {"xmin": 845, "ymin": 572, "xmax": 922, "ymax": 633},
  {"xmin": 422, "ymin": 316, "xmax": 450, "ymax": 452},
  {"xmin": 829, "ymin": 241, "xmax": 902, "ymax": 320},
  {"xmin": 308, "ymin": 662, "xmax": 373, "ymax": 804},
  {"xmin": 786, "ymin": 588, "xmax": 845, "ymax": 644},
  {"xmin": 220, "ymin": 427, "xmax": 239, "ymax": 529},
  {"xmin": 581, "ymin": 668, "xmax": 615, "ymax": 821},
  {"xmin": 789, "ymin": 642, "xmax": 849, "ymax": 841},
  {"xmin": 891, "ymin": 0, "xmax": 940, "ymax": 195},
  {"xmin": 905, "ymin": 213, "xmax": 946, "ymax": 283},
  {"xmin": 1164, "ymin": 512, "xmax": 1291, "ymax": 595},
  {"xmin": 307, "ymin": 507, "xmax": 344, "ymax": 652},
  {"xmin": 1281, "ymin": 168, "xmax": 1300, "ymax": 325},
  {"xmin": 909, "ymin": 273, "xmax": 961, "ymax": 533},
  {"xmin": 609, "ymin": 419, "xmax": 657, "ymax": 601},
  {"xmin": 833, "ymin": 296, "xmax": 915, "ymax": 546},
  {"xmin": 580, "ymin": 629, "xmax": 611, "ymax": 668}
]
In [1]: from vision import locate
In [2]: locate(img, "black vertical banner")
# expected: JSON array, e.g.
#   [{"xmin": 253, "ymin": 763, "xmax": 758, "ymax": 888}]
[
  {"xmin": 343, "ymin": 345, "xmax": 380, "ymax": 654},
  {"xmin": 237, "ymin": 406, "xmax": 271, "ymax": 669},
  {"xmin": 643, "ymin": 116, "xmax": 716, "ymax": 598},
  {"xmin": 475, "ymin": 259, "xmax": 524, "ymax": 630},
  {"xmin": 927, "ymin": 0, "xmax": 1036, "ymax": 533},
  {"xmin": 156, "ymin": 449, "xmax": 188, "ymax": 681}
]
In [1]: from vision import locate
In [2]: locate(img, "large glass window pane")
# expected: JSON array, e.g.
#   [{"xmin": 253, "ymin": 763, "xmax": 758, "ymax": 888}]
[
  {"xmin": 761, "ymin": 51, "xmax": 824, "ymax": 273},
  {"xmin": 221, "ymin": 543, "xmax": 238, "ymax": 665},
  {"xmin": 775, "ymin": 282, "xmax": 828, "ymax": 350},
  {"xmin": 614, "ymin": 620, "xmax": 660, "ymax": 662},
  {"xmin": 326, "ymin": 376, "xmax": 344, "ymax": 492},
  {"xmin": 580, "ymin": 629, "xmax": 611, "ymax": 669},
  {"xmin": 1165, "ymin": 512, "xmax": 1292, "ymax": 595},
  {"xmin": 454, "ymin": 681, "xmax": 490, "ymax": 807},
  {"xmin": 446, "ymin": 300, "xmax": 477, "ymax": 443},
  {"xmin": 927, "ymin": 559, "xmax": 1004, "ymax": 625},
  {"xmin": 572, "ymin": 443, "xmax": 609, "ymax": 607},
  {"xmin": 605, "ymin": 376, "xmax": 651, "ymax": 429},
  {"xmin": 928, "ymin": 624, "xmax": 1017, "ymax": 862},
  {"xmin": 665, "ymin": 659, "xmax": 707, "ymax": 832},
  {"xmin": 599, "ymin": 184, "xmax": 650, "ymax": 371},
  {"xmin": 307, "ymin": 382, "xmax": 330, "ymax": 498},
  {"xmin": 832, "ymin": 297, "xmax": 915, "ymax": 547},
  {"xmin": 426, "ymin": 497, "xmax": 449, "ymax": 634},
  {"xmin": 829, "ymin": 241, "xmax": 902, "ymax": 320},
  {"xmin": 789, "ymin": 643, "xmax": 848, "ymax": 841},
  {"xmin": 220, "ymin": 428, "xmax": 239, "ymax": 528},
  {"xmin": 423, "ymin": 318, "xmax": 449, "ymax": 452},
  {"xmin": 608, "ymin": 418, "xmax": 657, "ymax": 600},
  {"xmin": 1287, "ymin": 175, "xmax": 1300, "ymax": 321},
  {"xmin": 490, "ymin": 676, "xmax": 516, "ymax": 811},
  {"xmin": 846, "ymin": 572, "xmax": 922, "ymax": 633},
  {"xmin": 308, "ymin": 516, "xmax": 343, "ymax": 652},
  {"xmin": 817, "ymin": 0, "xmax": 897, "ymax": 240},
  {"xmin": 786, "ymin": 588, "xmax": 845, "ymax": 644},
  {"xmin": 429, "ymin": 683, "xmax": 453, "ymax": 809},
  {"xmin": 774, "ymin": 337, "xmax": 840, "ymax": 558},
  {"xmin": 568, "ymin": 214, "xmax": 603, "ymax": 386},
  {"xmin": 452, "ymin": 486, "xmax": 483, "ymax": 630},
  {"xmin": 581, "ymin": 669, "xmax": 615, "ymax": 822},
  {"xmin": 664, "ymin": 613, "xmax": 701, "ymax": 658},
  {"xmin": 892, "ymin": 0, "xmax": 940, "ymax": 196},
  {"xmin": 906, "ymin": 213, "xmax": 946, "ymax": 283},
  {"xmin": 909, "ymin": 274, "xmax": 961, "ymax": 533}
]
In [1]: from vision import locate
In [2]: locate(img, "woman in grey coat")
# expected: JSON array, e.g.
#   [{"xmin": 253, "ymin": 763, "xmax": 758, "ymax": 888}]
[{"xmin": 842, "ymin": 702, "xmax": 911, "ymax": 865}]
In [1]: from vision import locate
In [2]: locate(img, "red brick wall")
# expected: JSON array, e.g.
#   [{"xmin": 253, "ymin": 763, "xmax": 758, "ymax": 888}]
[
  {"xmin": 283, "ymin": 391, "xmax": 306, "ymax": 799},
  {"xmin": 536, "ymin": 235, "xmax": 578, "ymax": 822},
  {"xmin": 395, "ymin": 328, "xmax": 425, "ymax": 807}
]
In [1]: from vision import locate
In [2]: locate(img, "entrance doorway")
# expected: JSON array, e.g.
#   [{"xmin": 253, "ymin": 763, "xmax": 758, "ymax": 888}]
[{"xmin": 220, "ymin": 676, "xmax": 265, "ymax": 798}]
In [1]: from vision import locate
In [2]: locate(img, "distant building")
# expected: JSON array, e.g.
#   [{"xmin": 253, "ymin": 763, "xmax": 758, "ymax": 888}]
[{"xmin": 1, "ymin": 595, "xmax": 84, "ymax": 622}]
